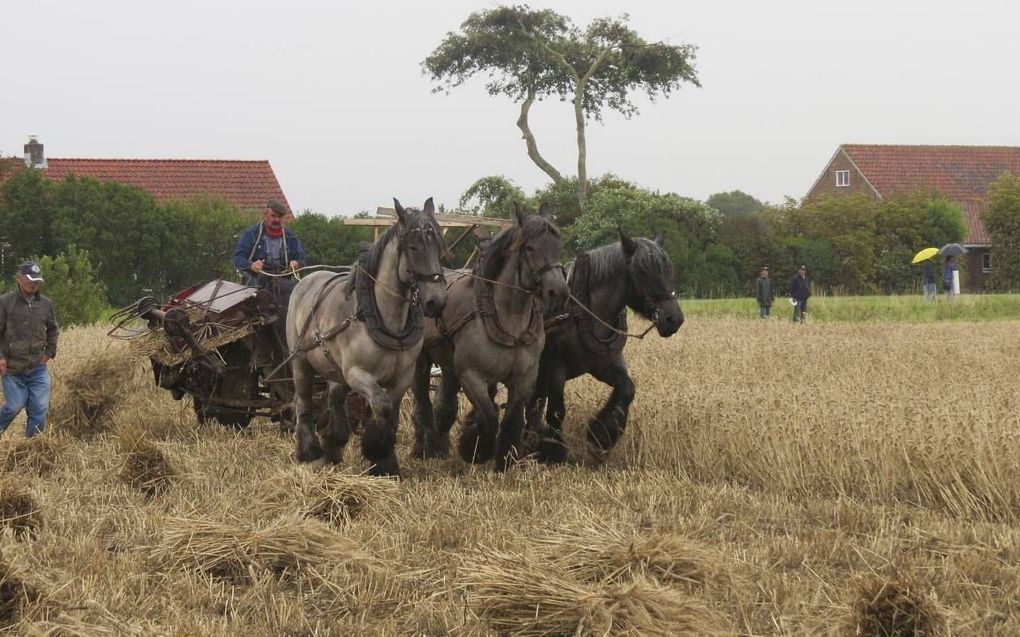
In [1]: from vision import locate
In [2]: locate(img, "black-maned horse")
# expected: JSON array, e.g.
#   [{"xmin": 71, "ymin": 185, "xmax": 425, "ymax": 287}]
[{"xmin": 526, "ymin": 230, "xmax": 683, "ymax": 462}]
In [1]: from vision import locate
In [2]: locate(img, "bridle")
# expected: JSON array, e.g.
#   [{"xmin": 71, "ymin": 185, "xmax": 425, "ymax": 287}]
[
  {"xmin": 396, "ymin": 223, "xmax": 445, "ymax": 305},
  {"xmin": 514, "ymin": 227, "xmax": 564, "ymax": 295},
  {"xmin": 626, "ymin": 254, "xmax": 676, "ymax": 327}
]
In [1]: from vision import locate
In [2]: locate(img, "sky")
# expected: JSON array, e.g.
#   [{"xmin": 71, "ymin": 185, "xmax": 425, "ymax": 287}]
[{"xmin": 3, "ymin": 0, "xmax": 1019, "ymax": 215}]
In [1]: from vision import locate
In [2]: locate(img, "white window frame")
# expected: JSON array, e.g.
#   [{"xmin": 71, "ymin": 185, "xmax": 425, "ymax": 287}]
[
  {"xmin": 982, "ymin": 252, "xmax": 992, "ymax": 273},
  {"xmin": 835, "ymin": 170, "xmax": 850, "ymax": 187}
]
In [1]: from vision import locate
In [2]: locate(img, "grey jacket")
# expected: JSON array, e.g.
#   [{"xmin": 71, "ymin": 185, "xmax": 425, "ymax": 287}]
[{"xmin": 0, "ymin": 291, "xmax": 59, "ymax": 374}]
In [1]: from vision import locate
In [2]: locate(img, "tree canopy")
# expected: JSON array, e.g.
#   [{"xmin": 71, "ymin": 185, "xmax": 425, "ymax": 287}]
[
  {"xmin": 706, "ymin": 190, "xmax": 765, "ymax": 217},
  {"xmin": 424, "ymin": 5, "xmax": 699, "ymax": 212},
  {"xmin": 982, "ymin": 173, "xmax": 1020, "ymax": 291}
]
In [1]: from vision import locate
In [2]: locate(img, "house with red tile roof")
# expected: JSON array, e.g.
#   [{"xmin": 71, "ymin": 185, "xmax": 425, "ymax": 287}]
[
  {"xmin": 18, "ymin": 137, "xmax": 291, "ymax": 215},
  {"xmin": 805, "ymin": 144, "xmax": 1020, "ymax": 291}
]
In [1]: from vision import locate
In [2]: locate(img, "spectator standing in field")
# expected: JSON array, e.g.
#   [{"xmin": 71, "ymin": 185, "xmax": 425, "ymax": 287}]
[
  {"xmin": 921, "ymin": 258, "xmax": 937, "ymax": 303},
  {"xmin": 942, "ymin": 256, "xmax": 958, "ymax": 302},
  {"xmin": 790, "ymin": 265, "xmax": 811, "ymax": 323},
  {"xmin": 755, "ymin": 266, "xmax": 773, "ymax": 319},
  {"xmin": 0, "ymin": 261, "xmax": 59, "ymax": 438}
]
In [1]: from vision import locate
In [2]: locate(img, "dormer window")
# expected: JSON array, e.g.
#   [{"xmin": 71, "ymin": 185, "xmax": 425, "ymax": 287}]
[{"xmin": 836, "ymin": 170, "xmax": 850, "ymax": 187}]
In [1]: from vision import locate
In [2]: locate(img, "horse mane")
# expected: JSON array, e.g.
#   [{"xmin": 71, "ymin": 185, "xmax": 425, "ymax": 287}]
[
  {"xmin": 479, "ymin": 215, "xmax": 560, "ymax": 281},
  {"xmin": 586, "ymin": 238, "xmax": 672, "ymax": 296}
]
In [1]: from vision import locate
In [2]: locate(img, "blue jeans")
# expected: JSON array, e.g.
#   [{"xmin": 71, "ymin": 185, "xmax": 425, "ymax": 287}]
[
  {"xmin": 923, "ymin": 282, "xmax": 937, "ymax": 303},
  {"xmin": 758, "ymin": 303, "xmax": 771, "ymax": 318},
  {"xmin": 0, "ymin": 364, "xmax": 51, "ymax": 437}
]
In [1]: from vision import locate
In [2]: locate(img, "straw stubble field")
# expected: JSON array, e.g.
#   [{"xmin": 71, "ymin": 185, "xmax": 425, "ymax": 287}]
[{"xmin": 0, "ymin": 318, "xmax": 1018, "ymax": 635}]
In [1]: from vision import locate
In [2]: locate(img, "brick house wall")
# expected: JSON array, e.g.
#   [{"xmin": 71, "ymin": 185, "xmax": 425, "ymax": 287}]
[{"xmin": 805, "ymin": 150, "xmax": 878, "ymax": 202}]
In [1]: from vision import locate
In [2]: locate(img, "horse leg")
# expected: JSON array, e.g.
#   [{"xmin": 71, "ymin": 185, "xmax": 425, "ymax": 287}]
[
  {"xmin": 458, "ymin": 371, "xmax": 498, "ymax": 464},
  {"xmin": 347, "ymin": 368, "xmax": 400, "ymax": 477},
  {"xmin": 426, "ymin": 366, "xmax": 461, "ymax": 458},
  {"xmin": 586, "ymin": 357, "xmax": 636, "ymax": 455},
  {"xmin": 535, "ymin": 367, "xmax": 569, "ymax": 464},
  {"xmin": 410, "ymin": 353, "xmax": 436, "ymax": 459},
  {"xmin": 495, "ymin": 384, "xmax": 530, "ymax": 472},
  {"xmin": 321, "ymin": 380, "xmax": 350, "ymax": 465},
  {"xmin": 462, "ymin": 383, "xmax": 497, "ymax": 438},
  {"xmin": 292, "ymin": 356, "xmax": 323, "ymax": 463}
]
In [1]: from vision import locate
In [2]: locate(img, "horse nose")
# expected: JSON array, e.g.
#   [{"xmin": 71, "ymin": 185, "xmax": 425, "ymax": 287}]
[
  {"xmin": 424, "ymin": 298, "xmax": 441, "ymax": 317},
  {"xmin": 545, "ymin": 282, "xmax": 568, "ymax": 312}
]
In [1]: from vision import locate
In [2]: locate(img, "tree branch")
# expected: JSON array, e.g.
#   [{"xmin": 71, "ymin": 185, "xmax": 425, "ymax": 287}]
[{"xmin": 517, "ymin": 86, "xmax": 564, "ymax": 184}]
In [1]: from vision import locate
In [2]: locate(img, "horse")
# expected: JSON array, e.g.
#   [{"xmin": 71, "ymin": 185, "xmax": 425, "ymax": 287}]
[
  {"xmin": 526, "ymin": 229, "xmax": 684, "ymax": 462},
  {"xmin": 410, "ymin": 202, "xmax": 569, "ymax": 471},
  {"xmin": 286, "ymin": 197, "xmax": 446, "ymax": 476}
]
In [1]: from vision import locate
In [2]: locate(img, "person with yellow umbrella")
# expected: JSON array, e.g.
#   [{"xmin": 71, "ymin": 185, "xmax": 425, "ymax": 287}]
[{"xmin": 912, "ymin": 247, "xmax": 939, "ymax": 303}]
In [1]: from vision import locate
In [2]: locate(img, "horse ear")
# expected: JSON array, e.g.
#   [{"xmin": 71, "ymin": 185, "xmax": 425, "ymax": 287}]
[
  {"xmin": 653, "ymin": 230, "xmax": 664, "ymax": 246},
  {"xmin": 537, "ymin": 201, "xmax": 553, "ymax": 220},
  {"xmin": 512, "ymin": 201, "xmax": 527, "ymax": 227},
  {"xmin": 619, "ymin": 227, "xmax": 638, "ymax": 257},
  {"xmin": 422, "ymin": 197, "xmax": 436, "ymax": 218},
  {"xmin": 393, "ymin": 197, "xmax": 410, "ymax": 225}
]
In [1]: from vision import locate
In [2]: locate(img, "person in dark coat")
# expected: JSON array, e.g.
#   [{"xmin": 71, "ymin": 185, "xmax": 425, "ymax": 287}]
[
  {"xmin": 942, "ymin": 256, "xmax": 958, "ymax": 302},
  {"xmin": 0, "ymin": 261, "xmax": 59, "ymax": 438},
  {"xmin": 790, "ymin": 265, "xmax": 811, "ymax": 323},
  {"xmin": 755, "ymin": 266, "xmax": 773, "ymax": 318},
  {"xmin": 921, "ymin": 258, "xmax": 937, "ymax": 303}
]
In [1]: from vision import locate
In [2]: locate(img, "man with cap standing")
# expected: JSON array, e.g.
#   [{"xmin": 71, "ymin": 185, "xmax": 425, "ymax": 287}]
[
  {"xmin": 790, "ymin": 265, "xmax": 811, "ymax": 323},
  {"xmin": 233, "ymin": 199, "xmax": 307, "ymax": 288},
  {"xmin": 0, "ymin": 261, "xmax": 59, "ymax": 438},
  {"xmin": 755, "ymin": 266, "xmax": 773, "ymax": 319}
]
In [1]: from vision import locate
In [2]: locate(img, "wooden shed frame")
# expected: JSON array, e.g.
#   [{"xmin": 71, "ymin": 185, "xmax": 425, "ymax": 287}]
[{"xmin": 343, "ymin": 207, "xmax": 513, "ymax": 269}]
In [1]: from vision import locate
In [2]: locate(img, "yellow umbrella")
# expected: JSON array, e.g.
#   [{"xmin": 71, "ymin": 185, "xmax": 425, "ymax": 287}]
[{"xmin": 911, "ymin": 247, "xmax": 939, "ymax": 264}]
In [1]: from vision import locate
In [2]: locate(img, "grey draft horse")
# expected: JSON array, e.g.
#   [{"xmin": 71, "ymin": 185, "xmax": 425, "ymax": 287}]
[
  {"xmin": 410, "ymin": 202, "xmax": 569, "ymax": 471},
  {"xmin": 286, "ymin": 198, "xmax": 446, "ymax": 476}
]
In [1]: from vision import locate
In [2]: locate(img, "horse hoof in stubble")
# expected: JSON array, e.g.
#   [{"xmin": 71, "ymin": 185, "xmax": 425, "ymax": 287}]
[
  {"xmin": 536, "ymin": 438, "xmax": 568, "ymax": 464},
  {"xmin": 458, "ymin": 426, "xmax": 494, "ymax": 464},
  {"xmin": 296, "ymin": 443, "xmax": 324, "ymax": 464},
  {"xmin": 586, "ymin": 418, "xmax": 620, "ymax": 455},
  {"xmin": 367, "ymin": 461, "xmax": 400, "ymax": 478},
  {"xmin": 323, "ymin": 447, "xmax": 344, "ymax": 465}
]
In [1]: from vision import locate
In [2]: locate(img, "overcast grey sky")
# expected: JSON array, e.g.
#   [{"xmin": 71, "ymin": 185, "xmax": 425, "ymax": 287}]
[{"xmin": 3, "ymin": 0, "xmax": 1018, "ymax": 215}]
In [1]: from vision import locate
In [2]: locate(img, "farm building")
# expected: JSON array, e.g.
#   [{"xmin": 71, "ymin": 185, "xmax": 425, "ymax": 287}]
[
  {"xmin": 19, "ymin": 136, "xmax": 292, "ymax": 215},
  {"xmin": 804, "ymin": 144, "xmax": 1020, "ymax": 291}
]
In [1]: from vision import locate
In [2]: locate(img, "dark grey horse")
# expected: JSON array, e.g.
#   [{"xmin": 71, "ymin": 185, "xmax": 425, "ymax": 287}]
[
  {"xmin": 286, "ymin": 198, "xmax": 446, "ymax": 476},
  {"xmin": 411, "ymin": 203, "xmax": 569, "ymax": 471},
  {"xmin": 526, "ymin": 230, "xmax": 683, "ymax": 462}
]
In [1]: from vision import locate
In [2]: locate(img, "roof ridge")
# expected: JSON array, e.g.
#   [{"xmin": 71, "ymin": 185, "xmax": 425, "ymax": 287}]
[
  {"xmin": 47, "ymin": 158, "xmax": 272, "ymax": 164},
  {"xmin": 842, "ymin": 143, "xmax": 1020, "ymax": 151}
]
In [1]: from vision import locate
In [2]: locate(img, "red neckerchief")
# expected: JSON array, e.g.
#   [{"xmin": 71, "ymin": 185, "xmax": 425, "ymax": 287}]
[{"xmin": 264, "ymin": 222, "xmax": 284, "ymax": 238}]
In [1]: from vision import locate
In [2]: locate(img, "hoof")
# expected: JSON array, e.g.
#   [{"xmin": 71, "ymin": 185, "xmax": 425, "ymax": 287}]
[
  {"xmin": 296, "ymin": 444, "xmax": 324, "ymax": 464},
  {"xmin": 367, "ymin": 461, "xmax": 400, "ymax": 478},
  {"xmin": 536, "ymin": 437, "xmax": 568, "ymax": 464},
  {"xmin": 458, "ymin": 426, "xmax": 493, "ymax": 464}
]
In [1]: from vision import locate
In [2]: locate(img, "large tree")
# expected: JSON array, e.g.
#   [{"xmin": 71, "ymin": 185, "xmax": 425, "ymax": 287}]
[{"xmin": 424, "ymin": 5, "xmax": 699, "ymax": 213}]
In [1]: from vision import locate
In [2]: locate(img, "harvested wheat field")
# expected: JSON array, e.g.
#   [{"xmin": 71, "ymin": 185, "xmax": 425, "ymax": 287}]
[{"xmin": 0, "ymin": 319, "xmax": 1018, "ymax": 635}]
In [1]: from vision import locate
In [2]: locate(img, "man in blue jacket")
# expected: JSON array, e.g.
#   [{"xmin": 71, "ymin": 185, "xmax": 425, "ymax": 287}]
[{"xmin": 233, "ymin": 199, "xmax": 307, "ymax": 286}]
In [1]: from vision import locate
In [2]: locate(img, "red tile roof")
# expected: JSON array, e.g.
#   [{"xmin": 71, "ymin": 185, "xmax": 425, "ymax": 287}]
[
  {"xmin": 42, "ymin": 159, "xmax": 291, "ymax": 214},
  {"xmin": 841, "ymin": 144, "xmax": 1020, "ymax": 245}
]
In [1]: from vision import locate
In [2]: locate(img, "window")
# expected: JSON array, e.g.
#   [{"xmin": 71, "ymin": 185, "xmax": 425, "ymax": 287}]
[
  {"xmin": 982, "ymin": 252, "xmax": 992, "ymax": 273},
  {"xmin": 836, "ymin": 170, "xmax": 850, "ymax": 187}
]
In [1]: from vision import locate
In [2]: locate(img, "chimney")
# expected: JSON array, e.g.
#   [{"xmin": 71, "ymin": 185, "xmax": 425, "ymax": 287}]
[{"xmin": 24, "ymin": 136, "xmax": 46, "ymax": 169}]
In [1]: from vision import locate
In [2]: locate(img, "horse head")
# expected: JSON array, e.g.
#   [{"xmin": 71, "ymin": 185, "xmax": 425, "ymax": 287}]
[
  {"xmin": 393, "ymin": 197, "xmax": 447, "ymax": 318},
  {"xmin": 509, "ymin": 201, "xmax": 569, "ymax": 312},
  {"xmin": 619, "ymin": 228, "xmax": 683, "ymax": 337}
]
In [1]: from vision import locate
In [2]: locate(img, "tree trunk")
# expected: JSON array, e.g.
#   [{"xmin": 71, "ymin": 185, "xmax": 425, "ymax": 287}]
[
  {"xmin": 574, "ymin": 86, "xmax": 588, "ymax": 213},
  {"xmin": 517, "ymin": 87, "xmax": 564, "ymax": 184}
]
